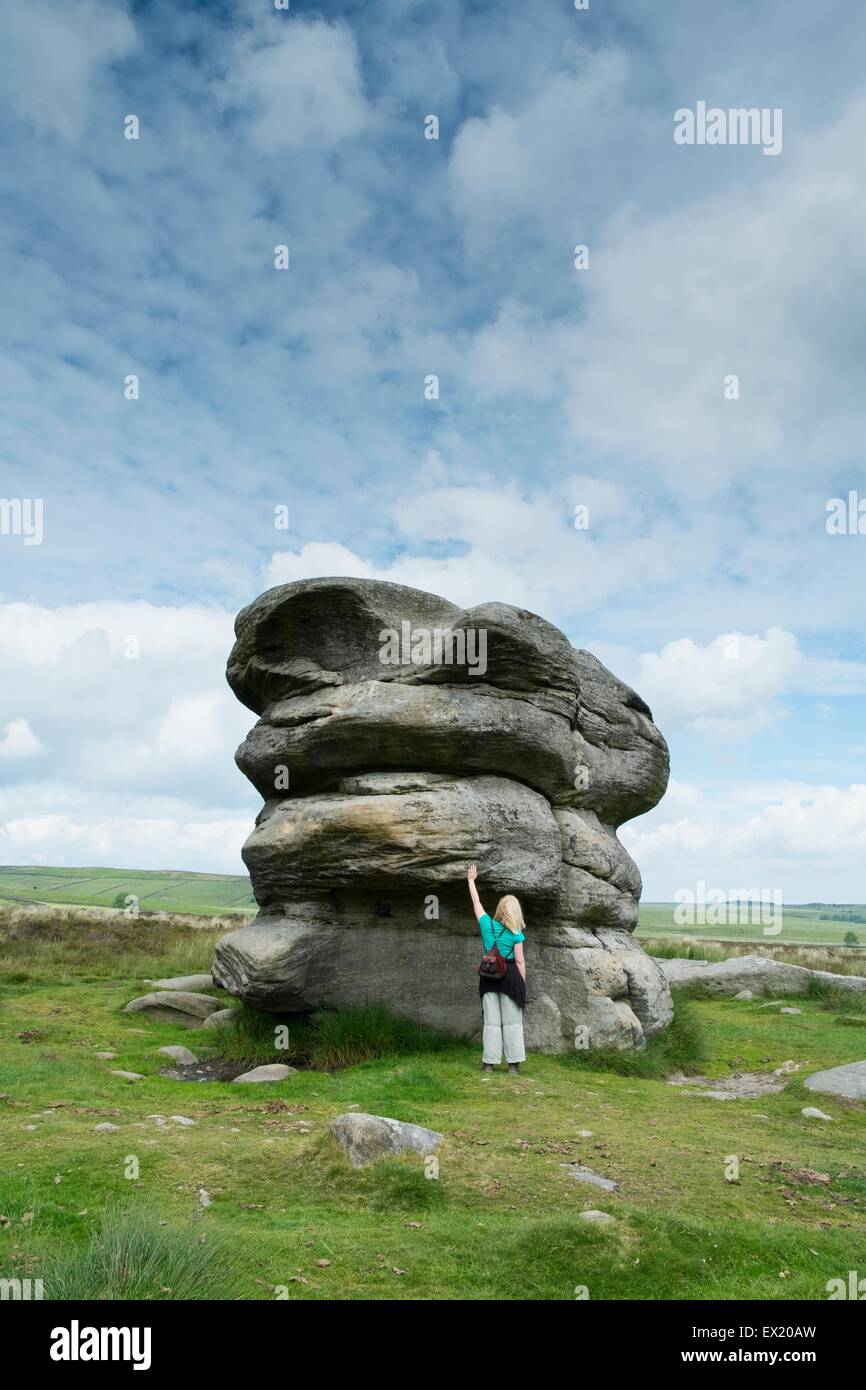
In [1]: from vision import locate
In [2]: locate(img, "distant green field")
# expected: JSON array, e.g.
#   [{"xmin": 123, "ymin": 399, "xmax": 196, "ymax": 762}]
[
  {"xmin": 3, "ymin": 869, "xmax": 865, "ymax": 940},
  {"xmin": 0, "ymin": 865, "xmax": 256, "ymax": 916},
  {"xmin": 637, "ymin": 901, "xmax": 866, "ymax": 948}
]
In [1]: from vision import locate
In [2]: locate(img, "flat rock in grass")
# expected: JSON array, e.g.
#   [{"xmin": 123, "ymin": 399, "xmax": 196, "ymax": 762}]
[
  {"xmin": 111, "ymin": 1070, "xmax": 145, "ymax": 1082},
  {"xmin": 655, "ymin": 954, "xmax": 866, "ymax": 998},
  {"xmin": 158, "ymin": 1045, "xmax": 199, "ymax": 1066},
  {"xmin": 170, "ymin": 1115, "xmax": 195, "ymax": 1126},
  {"xmin": 562, "ymin": 1164, "xmax": 619, "ymax": 1192},
  {"xmin": 804, "ymin": 1061, "xmax": 866, "ymax": 1100},
  {"xmin": 667, "ymin": 1071, "xmax": 787, "ymax": 1100},
  {"xmin": 123, "ymin": 991, "xmax": 223, "ymax": 1028},
  {"xmin": 780, "ymin": 1007, "xmax": 802, "ymax": 1015},
  {"xmin": 204, "ymin": 1008, "xmax": 240, "ymax": 1030},
  {"xmin": 95, "ymin": 1051, "xmax": 117, "ymax": 1059},
  {"xmin": 233, "ymin": 1064, "xmax": 296, "ymax": 1084},
  {"xmin": 330, "ymin": 1112, "xmax": 443, "ymax": 1168},
  {"xmin": 149, "ymin": 974, "xmax": 215, "ymax": 992},
  {"xmin": 802, "ymin": 1107, "xmax": 833, "ymax": 1121},
  {"xmin": 733, "ymin": 990, "xmax": 754, "ymax": 1001},
  {"xmin": 94, "ymin": 1122, "xmax": 120, "ymax": 1132},
  {"xmin": 579, "ymin": 1209, "xmax": 615, "ymax": 1223}
]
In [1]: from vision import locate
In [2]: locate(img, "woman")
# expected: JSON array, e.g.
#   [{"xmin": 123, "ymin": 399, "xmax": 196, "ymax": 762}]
[{"xmin": 466, "ymin": 864, "xmax": 526, "ymax": 1074}]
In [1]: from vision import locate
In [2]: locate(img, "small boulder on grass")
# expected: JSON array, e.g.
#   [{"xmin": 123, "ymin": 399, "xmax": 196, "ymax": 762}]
[
  {"xmin": 562, "ymin": 1164, "xmax": 619, "ymax": 1192},
  {"xmin": 123, "ymin": 992, "xmax": 222, "ymax": 1029},
  {"xmin": 330, "ymin": 1112, "xmax": 443, "ymax": 1168},
  {"xmin": 802, "ymin": 1107, "xmax": 833, "ymax": 1121},
  {"xmin": 158, "ymin": 1045, "xmax": 199, "ymax": 1066},
  {"xmin": 204, "ymin": 1008, "xmax": 240, "ymax": 1030},
  {"xmin": 111, "ymin": 1070, "xmax": 145, "ymax": 1082},
  {"xmin": 233, "ymin": 1064, "xmax": 296, "ymax": 1084}
]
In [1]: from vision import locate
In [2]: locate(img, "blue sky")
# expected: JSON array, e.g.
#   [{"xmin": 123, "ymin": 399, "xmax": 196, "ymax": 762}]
[{"xmin": 1, "ymin": 0, "xmax": 865, "ymax": 901}]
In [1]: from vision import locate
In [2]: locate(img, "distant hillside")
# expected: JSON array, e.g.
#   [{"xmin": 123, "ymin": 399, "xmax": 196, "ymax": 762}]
[
  {"xmin": 2, "ymin": 870, "xmax": 864, "ymax": 940},
  {"xmin": 0, "ymin": 865, "xmax": 256, "ymax": 916},
  {"xmin": 637, "ymin": 901, "xmax": 866, "ymax": 948}
]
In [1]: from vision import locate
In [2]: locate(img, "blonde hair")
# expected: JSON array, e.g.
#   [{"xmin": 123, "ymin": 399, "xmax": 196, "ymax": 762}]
[{"xmin": 494, "ymin": 895, "xmax": 525, "ymax": 935}]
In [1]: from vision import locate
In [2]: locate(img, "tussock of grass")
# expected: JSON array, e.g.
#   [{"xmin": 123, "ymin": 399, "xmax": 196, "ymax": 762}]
[
  {"xmin": 306, "ymin": 1004, "xmax": 453, "ymax": 1069},
  {"xmin": 40, "ymin": 1208, "xmax": 239, "ymax": 1301},
  {"xmin": 205, "ymin": 1001, "xmax": 455, "ymax": 1071},
  {"xmin": 644, "ymin": 939, "xmax": 730, "ymax": 963},
  {"xmin": 807, "ymin": 976, "xmax": 866, "ymax": 1009},
  {"xmin": 556, "ymin": 996, "xmax": 707, "ymax": 1078}
]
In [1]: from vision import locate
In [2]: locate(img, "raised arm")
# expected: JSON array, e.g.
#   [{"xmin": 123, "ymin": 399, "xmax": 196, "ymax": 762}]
[{"xmin": 466, "ymin": 864, "xmax": 486, "ymax": 922}]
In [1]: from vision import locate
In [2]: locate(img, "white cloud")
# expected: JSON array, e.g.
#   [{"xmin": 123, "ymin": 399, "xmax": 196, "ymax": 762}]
[
  {"xmin": 637, "ymin": 628, "xmax": 801, "ymax": 735},
  {"xmin": 0, "ymin": 600, "xmax": 254, "ymax": 810},
  {"xmin": 0, "ymin": 809, "xmax": 249, "ymax": 874},
  {"xmin": 0, "ymin": 719, "xmax": 44, "ymax": 759},
  {"xmin": 223, "ymin": 18, "xmax": 369, "ymax": 153},
  {"xmin": 625, "ymin": 782, "xmax": 866, "ymax": 902},
  {"xmin": 449, "ymin": 47, "xmax": 632, "ymax": 258},
  {"xmin": 0, "ymin": 0, "xmax": 137, "ymax": 140},
  {"xmin": 555, "ymin": 94, "xmax": 866, "ymax": 477}
]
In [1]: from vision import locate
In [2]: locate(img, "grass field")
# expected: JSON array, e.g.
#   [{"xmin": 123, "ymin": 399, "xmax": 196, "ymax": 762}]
[
  {"xmin": 637, "ymin": 902, "xmax": 866, "ymax": 949},
  {"xmin": 0, "ymin": 909, "xmax": 864, "ymax": 1301},
  {"xmin": 3, "ymin": 868, "xmax": 865, "ymax": 950},
  {"xmin": 0, "ymin": 865, "xmax": 256, "ymax": 916}
]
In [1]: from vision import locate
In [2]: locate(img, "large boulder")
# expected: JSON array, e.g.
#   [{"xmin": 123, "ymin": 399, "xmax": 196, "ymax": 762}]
[
  {"xmin": 656, "ymin": 954, "xmax": 866, "ymax": 998},
  {"xmin": 213, "ymin": 578, "xmax": 673, "ymax": 1052},
  {"xmin": 330, "ymin": 1112, "xmax": 444, "ymax": 1167}
]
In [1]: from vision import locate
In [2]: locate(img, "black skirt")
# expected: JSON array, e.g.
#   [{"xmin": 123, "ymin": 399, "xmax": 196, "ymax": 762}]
[{"xmin": 478, "ymin": 959, "xmax": 526, "ymax": 1010}]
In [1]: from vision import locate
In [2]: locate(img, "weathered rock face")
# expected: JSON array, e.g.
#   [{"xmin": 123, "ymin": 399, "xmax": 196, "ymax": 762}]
[{"xmin": 213, "ymin": 578, "xmax": 673, "ymax": 1052}]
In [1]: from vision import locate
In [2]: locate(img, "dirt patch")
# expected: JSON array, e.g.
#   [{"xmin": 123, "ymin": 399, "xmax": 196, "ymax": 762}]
[{"xmin": 667, "ymin": 1070, "xmax": 788, "ymax": 1100}]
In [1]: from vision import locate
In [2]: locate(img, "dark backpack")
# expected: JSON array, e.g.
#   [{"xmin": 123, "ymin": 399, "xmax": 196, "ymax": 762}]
[{"xmin": 477, "ymin": 920, "xmax": 511, "ymax": 979}]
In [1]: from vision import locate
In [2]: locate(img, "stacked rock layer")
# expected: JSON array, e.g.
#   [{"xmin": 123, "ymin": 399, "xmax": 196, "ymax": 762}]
[{"xmin": 212, "ymin": 578, "xmax": 673, "ymax": 1052}]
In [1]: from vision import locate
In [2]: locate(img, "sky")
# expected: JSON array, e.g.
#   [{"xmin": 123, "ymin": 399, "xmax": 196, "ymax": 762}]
[{"xmin": 1, "ymin": 0, "xmax": 865, "ymax": 902}]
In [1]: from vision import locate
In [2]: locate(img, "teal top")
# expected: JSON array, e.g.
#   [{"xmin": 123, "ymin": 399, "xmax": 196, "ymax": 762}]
[{"xmin": 479, "ymin": 913, "xmax": 525, "ymax": 961}]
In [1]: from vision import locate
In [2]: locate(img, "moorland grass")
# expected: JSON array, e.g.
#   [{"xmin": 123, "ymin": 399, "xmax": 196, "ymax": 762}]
[
  {"xmin": 0, "ymin": 912, "xmax": 864, "ymax": 1300},
  {"xmin": 39, "ymin": 1207, "xmax": 240, "ymax": 1300}
]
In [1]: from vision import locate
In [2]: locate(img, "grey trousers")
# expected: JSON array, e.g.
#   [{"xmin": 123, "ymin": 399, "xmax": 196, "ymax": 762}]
[{"xmin": 482, "ymin": 989, "xmax": 526, "ymax": 1064}]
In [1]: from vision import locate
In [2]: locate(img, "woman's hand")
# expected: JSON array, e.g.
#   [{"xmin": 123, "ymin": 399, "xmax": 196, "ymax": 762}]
[{"xmin": 467, "ymin": 865, "xmax": 484, "ymax": 921}]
